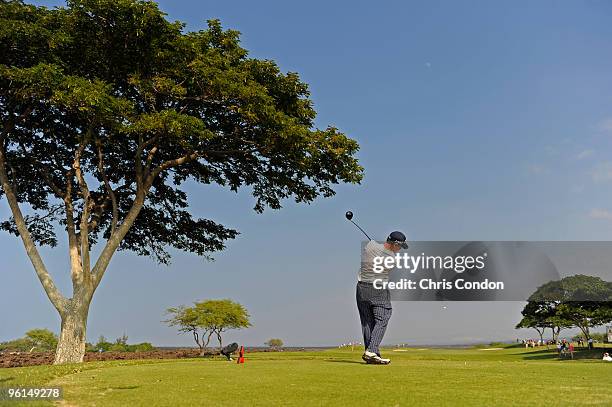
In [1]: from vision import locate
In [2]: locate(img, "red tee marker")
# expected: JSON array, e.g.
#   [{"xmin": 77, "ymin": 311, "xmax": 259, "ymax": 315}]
[{"xmin": 237, "ymin": 345, "xmax": 245, "ymax": 364}]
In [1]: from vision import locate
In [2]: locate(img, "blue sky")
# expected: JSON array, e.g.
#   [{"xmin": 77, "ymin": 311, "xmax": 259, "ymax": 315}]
[{"xmin": 2, "ymin": 0, "xmax": 612, "ymax": 346}]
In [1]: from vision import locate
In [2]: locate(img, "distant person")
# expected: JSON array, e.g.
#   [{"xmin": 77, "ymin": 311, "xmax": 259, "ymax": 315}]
[
  {"xmin": 602, "ymin": 352, "xmax": 612, "ymax": 362},
  {"xmin": 569, "ymin": 343, "xmax": 574, "ymax": 359},
  {"xmin": 588, "ymin": 338, "xmax": 593, "ymax": 350}
]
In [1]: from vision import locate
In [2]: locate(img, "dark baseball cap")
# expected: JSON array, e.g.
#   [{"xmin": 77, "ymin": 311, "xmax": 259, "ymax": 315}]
[{"xmin": 387, "ymin": 231, "xmax": 408, "ymax": 249}]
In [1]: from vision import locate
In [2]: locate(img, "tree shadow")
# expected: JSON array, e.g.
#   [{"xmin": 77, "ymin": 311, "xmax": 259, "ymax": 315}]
[
  {"xmin": 521, "ymin": 348, "xmax": 608, "ymax": 361},
  {"xmin": 109, "ymin": 385, "xmax": 140, "ymax": 390},
  {"xmin": 0, "ymin": 377, "xmax": 15, "ymax": 383},
  {"xmin": 522, "ymin": 352, "xmax": 561, "ymax": 361}
]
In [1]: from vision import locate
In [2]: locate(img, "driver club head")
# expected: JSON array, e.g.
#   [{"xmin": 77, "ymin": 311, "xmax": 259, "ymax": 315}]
[{"xmin": 345, "ymin": 211, "xmax": 353, "ymax": 221}]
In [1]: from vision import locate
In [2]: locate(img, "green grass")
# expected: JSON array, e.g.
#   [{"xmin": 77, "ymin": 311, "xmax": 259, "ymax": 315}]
[{"xmin": 2, "ymin": 346, "xmax": 612, "ymax": 406}]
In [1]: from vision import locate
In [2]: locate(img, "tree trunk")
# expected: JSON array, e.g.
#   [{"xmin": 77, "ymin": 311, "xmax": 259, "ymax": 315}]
[
  {"xmin": 217, "ymin": 332, "xmax": 223, "ymax": 350},
  {"xmin": 578, "ymin": 324, "xmax": 590, "ymax": 341},
  {"xmin": 535, "ymin": 328, "xmax": 544, "ymax": 344},
  {"xmin": 54, "ymin": 301, "xmax": 89, "ymax": 364}
]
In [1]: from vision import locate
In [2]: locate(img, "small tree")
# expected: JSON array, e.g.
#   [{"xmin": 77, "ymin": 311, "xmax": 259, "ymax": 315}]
[
  {"xmin": 205, "ymin": 299, "xmax": 251, "ymax": 349},
  {"xmin": 0, "ymin": 328, "xmax": 58, "ymax": 352},
  {"xmin": 166, "ymin": 299, "xmax": 251, "ymax": 353},
  {"xmin": 115, "ymin": 334, "xmax": 128, "ymax": 346},
  {"xmin": 0, "ymin": 337, "xmax": 35, "ymax": 352},
  {"xmin": 25, "ymin": 328, "xmax": 58, "ymax": 351},
  {"xmin": 265, "ymin": 338, "xmax": 283, "ymax": 349},
  {"xmin": 165, "ymin": 305, "xmax": 214, "ymax": 355},
  {"xmin": 109, "ymin": 334, "xmax": 130, "ymax": 351},
  {"xmin": 93, "ymin": 335, "xmax": 113, "ymax": 352}
]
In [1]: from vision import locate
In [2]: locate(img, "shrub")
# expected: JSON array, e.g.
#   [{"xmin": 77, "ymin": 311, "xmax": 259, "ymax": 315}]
[
  {"xmin": 0, "ymin": 329, "xmax": 57, "ymax": 352},
  {"xmin": 25, "ymin": 329, "xmax": 58, "ymax": 351},
  {"xmin": 92, "ymin": 336, "xmax": 113, "ymax": 352},
  {"xmin": 265, "ymin": 338, "xmax": 284, "ymax": 349},
  {"xmin": 91, "ymin": 335, "xmax": 155, "ymax": 352},
  {"xmin": 126, "ymin": 343, "xmax": 155, "ymax": 352}
]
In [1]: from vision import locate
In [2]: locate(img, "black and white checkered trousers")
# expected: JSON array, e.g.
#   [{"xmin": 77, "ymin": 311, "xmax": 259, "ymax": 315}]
[{"xmin": 356, "ymin": 281, "xmax": 392, "ymax": 355}]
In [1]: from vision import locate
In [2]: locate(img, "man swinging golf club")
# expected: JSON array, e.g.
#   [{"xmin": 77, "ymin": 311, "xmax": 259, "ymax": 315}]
[{"xmin": 346, "ymin": 211, "xmax": 408, "ymax": 365}]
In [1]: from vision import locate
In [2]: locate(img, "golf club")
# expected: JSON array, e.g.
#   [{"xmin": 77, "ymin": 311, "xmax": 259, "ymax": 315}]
[{"xmin": 345, "ymin": 211, "xmax": 372, "ymax": 241}]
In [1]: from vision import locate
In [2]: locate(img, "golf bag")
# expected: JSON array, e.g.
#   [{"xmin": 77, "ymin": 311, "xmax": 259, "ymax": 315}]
[{"xmin": 220, "ymin": 342, "xmax": 239, "ymax": 361}]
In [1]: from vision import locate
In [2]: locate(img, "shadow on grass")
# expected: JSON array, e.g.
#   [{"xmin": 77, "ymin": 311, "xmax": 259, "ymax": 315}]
[
  {"xmin": 522, "ymin": 348, "xmax": 609, "ymax": 361},
  {"xmin": 109, "ymin": 386, "xmax": 140, "ymax": 390},
  {"xmin": 324, "ymin": 359, "xmax": 364, "ymax": 365},
  {"xmin": 0, "ymin": 377, "xmax": 15, "ymax": 383}
]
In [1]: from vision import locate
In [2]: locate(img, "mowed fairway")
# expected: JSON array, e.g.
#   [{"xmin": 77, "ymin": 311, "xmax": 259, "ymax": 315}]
[{"xmin": 2, "ymin": 346, "xmax": 612, "ymax": 406}]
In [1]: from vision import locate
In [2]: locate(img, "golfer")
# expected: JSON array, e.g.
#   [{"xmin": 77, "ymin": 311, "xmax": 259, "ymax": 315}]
[{"xmin": 357, "ymin": 231, "xmax": 408, "ymax": 364}]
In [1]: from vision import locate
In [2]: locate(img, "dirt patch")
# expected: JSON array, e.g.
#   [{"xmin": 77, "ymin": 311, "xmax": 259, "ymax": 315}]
[
  {"xmin": 0, "ymin": 351, "xmax": 54, "ymax": 368},
  {"xmin": 0, "ymin": 349, "xmax": 204, "ymax": 368},
  {"xmin": 0, "ymin": 347, "xmax": 320, "ymax": 368},
  {"xmin": 0, "ymin": 347, "xmax": 313, "ymax": 368}
]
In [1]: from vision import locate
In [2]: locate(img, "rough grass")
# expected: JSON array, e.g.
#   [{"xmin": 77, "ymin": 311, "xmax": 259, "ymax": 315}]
[{"xmin": 2, "ymin": 346, "xmax": 612, "ymax": 406}]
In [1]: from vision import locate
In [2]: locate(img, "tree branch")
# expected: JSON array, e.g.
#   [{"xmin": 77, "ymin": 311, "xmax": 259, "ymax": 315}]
[
  {"xmin": 91, "ymin": 187, "xmax": 146, "ymax": 290},
  {"xmin": 146, "ymin": 152, "xmax": 200, "ymax": 188},
  {"xmin": 135, "ymin": 136, "xmax": 145, "ymax": 189},
  {"xmin": 90, "ymin": 145, "xmax": 248, "ymax": 290},
  {"xmin": 73, "ymin": 140, "xmax": 92, "ymax": 283},
  {"xmin": 143, "ymin": 145, "xmax": 158, "ymax": 179},
  {"xmin": 89, "ymin": 135, "xmax": 154, "ymax": 289},
  {"xmin": 40, "ymin": 167, "xmax": 65, "ymax": 198},
  {"xmin": 63, "ymin": 170, "xmax": 85, "ymax": 289},
  {"xmin": 0, "ymin": 138, "xmax": 67, "ymax": 313},
  {"xmin": 96, "ymin": 143, "xmax": 118, "ymax": 234}
]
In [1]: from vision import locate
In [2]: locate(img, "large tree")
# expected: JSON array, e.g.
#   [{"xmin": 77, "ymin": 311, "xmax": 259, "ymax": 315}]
[
  {"xmin": 516, "ymin": 301, "xmax": 552, "ymax": 343},
  {"xmin": 0, "ymin": 0, "xmax": 362, "ymax": 364},
  {"xmin": 525, "ymin": 275, "xmax": 612, "ymax": 342},
  {"xmin": 517, "ymin": 291, "xmax": 573, "ymax": 343},
  {"xmin": 165, "ymin": 305, "xmax": 214, "ymax": 355}
]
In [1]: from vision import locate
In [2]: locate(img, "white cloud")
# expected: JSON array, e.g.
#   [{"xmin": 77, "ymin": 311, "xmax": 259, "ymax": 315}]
[
  {"xmin": 589, "ymin": 209, "xmax": 612, "ymax": 221},
  {"xmin": 576, "ymin": 149, "xmax": 594, "ymax": 160}
]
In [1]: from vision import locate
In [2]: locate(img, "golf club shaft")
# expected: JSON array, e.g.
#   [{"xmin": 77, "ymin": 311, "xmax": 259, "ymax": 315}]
[{"xmin": 349, "ymin": 219, "xmax": 372, "ymax": 241}]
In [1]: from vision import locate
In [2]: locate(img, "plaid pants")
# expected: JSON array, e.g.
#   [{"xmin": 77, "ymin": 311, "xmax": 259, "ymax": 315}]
[{"xmin": 356, "ymin": 281, "xmax": 392, "ymax": 355}]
